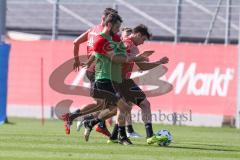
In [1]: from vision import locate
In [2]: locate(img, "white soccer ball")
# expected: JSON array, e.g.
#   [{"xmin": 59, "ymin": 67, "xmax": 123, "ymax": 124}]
[{"xmin": 156, "ymin": 129, "xmax": 173, "ymax": 146}]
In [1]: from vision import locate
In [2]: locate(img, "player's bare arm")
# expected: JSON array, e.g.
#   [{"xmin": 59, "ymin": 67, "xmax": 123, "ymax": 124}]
[
  {"xmin": 136, "ymin": 56, "xmax": 169, "ymax": 71},
  {"xmin": 85, "ymin": 54, "xmax": 95, "ymax": 67},
  {"xmin": 73, "ymin": 30, "xmax": 89, "ymax": 71},
  {"xmin": 104, "ymin": 50, "xmax": 151, "ymax": 64}
]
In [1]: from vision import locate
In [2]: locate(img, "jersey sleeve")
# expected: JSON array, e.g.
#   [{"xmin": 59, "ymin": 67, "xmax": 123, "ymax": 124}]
[{"xmin": 93, "ymin": 36, "xmax": 108, "ymax": 55}]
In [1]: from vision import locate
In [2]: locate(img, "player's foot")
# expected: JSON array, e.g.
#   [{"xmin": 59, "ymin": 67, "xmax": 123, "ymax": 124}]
[
  {"xmin": 77, "ymin": 114, "xmax": 95, "ymax": 132},
  {"xmin": 107, "ymin": 138, "xmax": 118, "ymax": 144},
  {"xmin": 118, "ymin": 136, "xmax": 133, "ymax": 145},
  {"xmin": 83, "ymin": 120, "xmax": 93, "ymax": 142},
  {"xmin": 147, "ymin": 134, "xmax": 168, "ymax": 145},
  {"xmin": 96, "ymin": 125, "xmax": 111, "ymax": 137},
  {"xmin": 76, "ymin": 119, "xmax": 84, "ymax": 132},
  {"xmin": 62, "ymin": 113, "xmax": 72, "ymax": 135},
  {"xmin": 127, "ymin": 131, "xmax": 141, "ymax": 138}
]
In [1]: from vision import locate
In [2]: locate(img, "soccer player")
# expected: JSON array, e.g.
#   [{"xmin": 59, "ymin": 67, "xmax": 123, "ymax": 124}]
[
  {"xmin": 82, "ymin": 13, "xmax": 152, "ymax": 145},
  {"xmin": 107, "ymin": 24, "xmax": 169, "ymax": 145},
  {"xmin": 62, "ymin": 8, "xmax": 118, "ymax": 137},
  {"xmin": 121, "ymin": 27, "xmax": 142, "ymax": 138},
  {"xmin": 65, "ymin": 13, "xmax": 150, "ymax": 144},
  {"xmin": 80, "ymin": 27, "xmax": 141, "ymax": 138}
]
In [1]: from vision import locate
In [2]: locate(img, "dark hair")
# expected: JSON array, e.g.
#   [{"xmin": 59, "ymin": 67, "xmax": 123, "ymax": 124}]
[
  {"xmin": 104, "ymin": 13, "xmax": 123, "ymax": 26},
  {"xmin": 133, "ymin": 24, "xmax": 151, "ymax": 39},
  {"xmin": 103, "ymin": 8, "xmax": 118, "ymax": 17},
  {"xmin": 122, "ymin": 27, "xmax": 132, "ymax": 33}
]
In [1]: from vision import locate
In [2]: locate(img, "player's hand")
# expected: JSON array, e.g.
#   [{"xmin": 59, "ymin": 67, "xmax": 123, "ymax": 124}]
[
  {"xmin": 73, "ymin": 59, "xmax": 81, "ymax": 72},
  {"xmin": 159, "ymin": 56, "xmax": 169, "ymax": 64}
]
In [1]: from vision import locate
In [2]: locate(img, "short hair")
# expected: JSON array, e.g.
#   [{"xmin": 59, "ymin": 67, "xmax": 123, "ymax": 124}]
[
  {"xmin": 103, "ymin": 8, "xmax": 118, "ymax": 17},
  {"xmin": 104, "ymin": 13, "xmax": 123, "ymax": 26},
  {"xmin": 133, "ymin": 24, "xmax": 151, "ymax": 39},
  {"xmin": 122, "ymin": 27, "xmax": 132, "ymax": 33}
]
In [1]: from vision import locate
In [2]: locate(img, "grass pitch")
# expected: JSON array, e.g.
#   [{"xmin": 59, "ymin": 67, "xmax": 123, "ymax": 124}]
[{"xmin": 0, "ymin": 117, "xmax": 240, "ymax": 160}]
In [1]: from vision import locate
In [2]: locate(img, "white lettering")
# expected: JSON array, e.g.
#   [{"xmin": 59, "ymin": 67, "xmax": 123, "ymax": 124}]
[{"xmin": 166, "ymin": 62, "xmax": 234, "ymax": 97}]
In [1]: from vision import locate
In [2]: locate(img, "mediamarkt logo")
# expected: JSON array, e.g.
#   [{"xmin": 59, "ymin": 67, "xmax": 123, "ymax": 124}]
[{"xmin": 162, "ymin": 62, "xmax": 234, "ymax": 97}]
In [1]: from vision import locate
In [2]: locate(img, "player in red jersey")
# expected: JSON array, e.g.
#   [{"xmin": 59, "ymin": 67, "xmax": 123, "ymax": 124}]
[
  {"xmin": 62, "ymin": 8, "xmax": 118, "ymax": 137},
  {"xmin": 107, "ymin": 24, "xmax": 170, "ymax": 144},
  {"xmin": 120, "ymin": 27, "xmax": 142, "ymax": 138}
]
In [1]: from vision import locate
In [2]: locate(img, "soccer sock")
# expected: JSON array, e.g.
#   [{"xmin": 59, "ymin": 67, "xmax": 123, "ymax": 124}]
[
  {"xmin": 110, "ymin": 124, "xmax": 118, "ymax": 140},
  {"xmin": 83, "ymin": 114, "xmax": 94, "ymax": 121},
  {"xmin": 89, "ymin": 118, "xmax": 101, "ymax": 127},
  {"xmin": 98, "ymin": 120, "xmax": 106, "ymax": 128},
  {"xmin": 118, "ymin": 126, "xmax": 127, "ymax": 138},
  {"xmin": 69, "ymin": 109, "xmax": 81, "ymax": 122},
  {"xmin": 145, "ymin": 123, "xmax": 154, "ymax": 138},
  {"xmin": 126, "ymin": 125, "xmax": 134, "ymax": 133}
]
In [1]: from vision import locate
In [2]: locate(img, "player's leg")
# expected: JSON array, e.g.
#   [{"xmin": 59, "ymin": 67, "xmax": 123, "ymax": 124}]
[
  {"xmin": 76, "ymin": 107, "xmax": 112, "ymax": 137},
  {"xmin": 125, "ymin": 106, "xmax": 141, "ymax": 138},
  {"xmin": 82, "ymin": 79, "xmax": 119, "ymax": 141},
  {"xmin": 107, "ymin": 103, "xmax": 140, "ymax": 144},
  {"xmin": 121, "ymin": 79, "xmax": 167, "ymax": 144},
  {"xmin": 137, "ymin": 95, "xmax": 168, "ymax": 144},
  {"xmin": 62, "ymin": 100, "xmax": 104, "ymax": 135},
  {"xmin": 107, "ymin": 109, "xmax": 119, "ymax": 144},
  {"xmin": 76, "ymin": 114, "xmax": 95, "ymax": 131},
  {"xmin": 83, "ymin": 103, "xmax": 115, "ymax": 141},
  {"xmin": 81, "ymin": 70, "xmax": 110, "ymax": 135},
  {"xmin": 94, "ymin": 107, "xmax": 117, "ymax": 137},
  {"xmin": 83, "ymin": 98, "xmax": 132, "ymax": 145},
  {"xmin": 115, "ymin": 98, "xmax": 133, "ymax": 145},
  {"xmin": 62, "ymin": 71, "xmax": 108, "ymax": 135},
  {"xmin": 107, "ymin": 80, "xmax": 141, "ymax": 141}
]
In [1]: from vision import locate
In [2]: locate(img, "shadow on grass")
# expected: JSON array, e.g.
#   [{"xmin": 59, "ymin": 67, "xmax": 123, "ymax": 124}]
[
  {"xmin": 4, "ymin": 121, "xmax": 16, "ymax": 125},
  {"xmin": 190, "ymin": 143, "xmax": 226, "ymax": 147},
  {"xmin": 167, "ymin": 145, "xmax": 240, "ymax": 152},
  {"xmin": 134, "ymin": 143, "xmax": 240, "ymax": 152}
]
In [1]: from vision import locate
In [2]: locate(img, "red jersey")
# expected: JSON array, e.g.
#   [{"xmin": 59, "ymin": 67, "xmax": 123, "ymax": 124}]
[
  {"xmin": 87, "ymin": 24, "xmax": 104, "ymax": 57},
  {"xmin": 122, "ymin": 37, "xmax": 140, "ymax": 79},
  {"xmin": 86, "ymin": 24, "xmax": 103, "ymax": 72}
]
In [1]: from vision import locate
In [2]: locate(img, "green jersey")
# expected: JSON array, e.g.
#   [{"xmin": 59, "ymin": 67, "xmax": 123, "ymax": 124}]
[{"xmin": 93, "ymin": 32, "xmax": 126, "ymax": 83}]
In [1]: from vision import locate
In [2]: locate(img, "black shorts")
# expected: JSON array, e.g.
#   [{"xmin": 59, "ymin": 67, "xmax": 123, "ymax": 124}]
[
  {"xmin": 118, "ymin": 79, "xmax": 146, "ymax": 106},
  {"xmin": 92, "ymin": 79, "xmax": 121, "ymax": 106}
]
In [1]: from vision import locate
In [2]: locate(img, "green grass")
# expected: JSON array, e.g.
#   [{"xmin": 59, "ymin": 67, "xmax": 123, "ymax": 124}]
[{"xmin": 0, "ymin": 117, "xmax": 240, "ymax": 160}]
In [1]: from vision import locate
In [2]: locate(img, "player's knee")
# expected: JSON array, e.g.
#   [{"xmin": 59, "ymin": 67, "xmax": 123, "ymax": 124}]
[
  {"xmin": 139, "ymin": 98, "xmax": 150, "ymax": 110},
  {"xmin": 117, "ymin": 99, "xmax": 131, "ymax": 112},
  {"xmin": 96, "ymin": 99, "xmax": 104, "ymax": 107}
]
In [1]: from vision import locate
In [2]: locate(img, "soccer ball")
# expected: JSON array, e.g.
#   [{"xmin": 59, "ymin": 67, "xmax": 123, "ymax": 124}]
[{"xmin": 156, "ymin": 129, "xmax": 172, "ymax": 146}]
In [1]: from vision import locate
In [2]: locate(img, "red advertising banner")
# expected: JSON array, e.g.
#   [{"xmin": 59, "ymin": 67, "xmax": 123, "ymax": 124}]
[{"xmin": 7, "ymin": 40, "xmax": 238, "ymax": 117}]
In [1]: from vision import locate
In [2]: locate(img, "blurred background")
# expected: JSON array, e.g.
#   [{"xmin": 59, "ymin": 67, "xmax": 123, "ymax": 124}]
[{"xmin": 5, "ymin": 0, "xmax": 240, "ymax": 43}]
